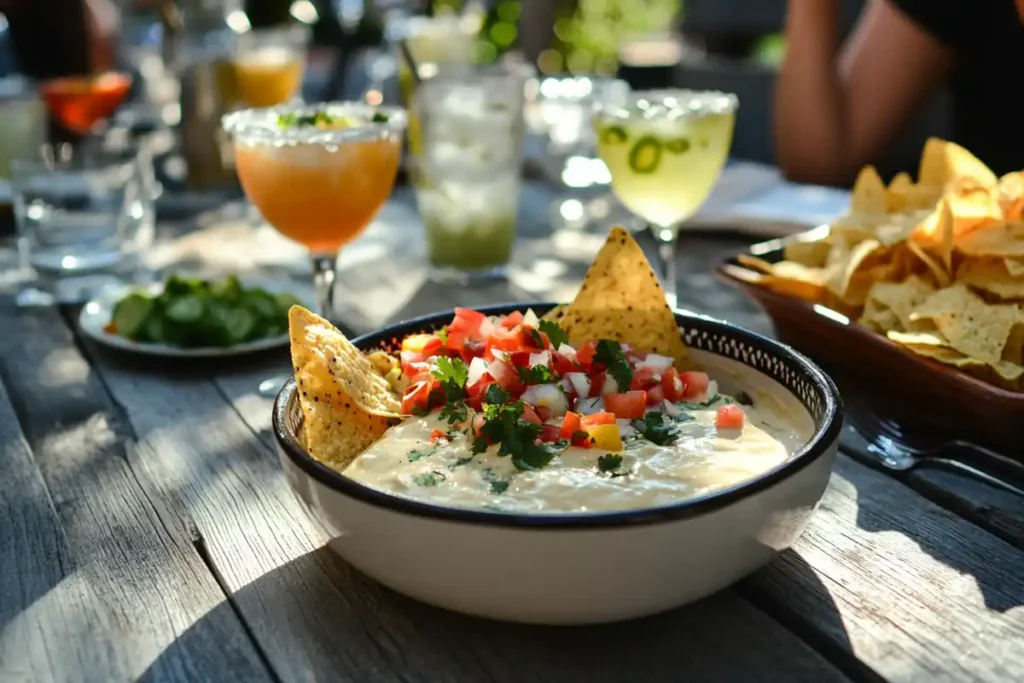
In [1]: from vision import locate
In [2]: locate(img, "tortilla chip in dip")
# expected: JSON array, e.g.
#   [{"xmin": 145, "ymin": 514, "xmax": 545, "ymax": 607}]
[
  {"xmin": 557, "ymin": 227, "xmax": 692, "ymax": 369},
  {"xmin": 289, "ymin": 306, "xmax": 401, "ymax": 468}
]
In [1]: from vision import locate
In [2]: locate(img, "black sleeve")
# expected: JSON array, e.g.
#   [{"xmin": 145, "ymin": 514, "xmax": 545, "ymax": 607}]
[{"xmin": 886, "ymin": 0, "xmax": 1002, "ymax": 55}]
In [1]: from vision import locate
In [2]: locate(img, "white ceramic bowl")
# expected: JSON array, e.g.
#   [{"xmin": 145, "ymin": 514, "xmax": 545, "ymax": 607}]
[{"xmin": 273, "ymin": 304, "xmax": 842, "ymax": 625}]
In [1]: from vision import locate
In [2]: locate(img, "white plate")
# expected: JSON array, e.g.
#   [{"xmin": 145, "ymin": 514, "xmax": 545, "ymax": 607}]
[{"xmin": 79, "ymin": 278, "xmax": 310, "ymax": 359}]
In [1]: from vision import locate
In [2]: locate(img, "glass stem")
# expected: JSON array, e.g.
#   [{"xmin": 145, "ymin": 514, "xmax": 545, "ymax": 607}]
[
  {"xmin": 652, "ymin": 224, "xmax": 678, "ymax": 310},
  {"xmin": 310, "ymin": 252, "xmax": 339, "ymax": 321}
]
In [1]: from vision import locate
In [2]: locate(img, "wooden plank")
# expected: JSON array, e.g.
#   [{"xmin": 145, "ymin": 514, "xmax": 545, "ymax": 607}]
[
  {"xmin": 69, "ymin": 339, "xmax": 854, "ymax": 682},
  {"xmin": 0, "ymin": 377, "xmax": 124, "ymax": 682},
  {"xmin": 0, "ymin": 300, "xmax": 273, "ymax": 683},
  {"xmin": 741, "ymin": 455, "xmax": 1024, "ymax": 683}
]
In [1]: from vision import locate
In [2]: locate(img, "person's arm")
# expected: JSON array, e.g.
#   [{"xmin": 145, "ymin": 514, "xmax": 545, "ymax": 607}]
[{"xmin": 773, "ymin": 0, "xmax": 954, "ymax": 186}]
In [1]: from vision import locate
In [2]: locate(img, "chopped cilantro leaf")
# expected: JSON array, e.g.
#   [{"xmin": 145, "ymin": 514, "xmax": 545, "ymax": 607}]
[
  {"xmin": 413, "ymin": 471, "xmax": 445, "ymax": 486},
  {"xmin": 483, "ymin": 384, "xmax": 510, "ymax": 405},
  {"xmin": 597, "ymin": 454, "xmax": 623, "ymax": 472},
  {"xmin": 517, "ymin": 364, "xmax": 558, "ymax": 384},
  {"xmin": 408, "ymin": 448, "xmax": 434, "ymax": 462},
  {"xmin": 678, "ymin": 396, "xmax": 722, "ymax": 410},
  {"xmin": 277, "ymin": 111, "xmax": 334, "ymax": 128},
  {"xmin": 432, "ymin": 357, "xmax": 469, "ymax": 424},
  {"xmin": 371, "ymin": 111, "xmax": 390, "ymax": 123},
  {"xmin": 571, "ymin": 430, "xmax": 589, "ymax": 441},
  {"xmin": 527, "ymin": 328, "xmax": 545, "ymax": 349},
  {"xmin": 436, "ymin": 327, "xmax": 449, "ymax": 344},
  {"xmin": 489, "ymin": 480, "xmax": 510, "ymax": 494},
  {"xmin": 594, "ymin": 339, "xmax": 633, "ymax": 390},
  {"xmin": 452, "ymin": 456, "xmax": 475, "ymax": 468},
  {"xmin": 631, "ymin": 412, "xmax": 679, "ymax": 446},
  {"xmin": 471, "ymin": 436, "xmax": 489, "ymax": 454},
  {"xmin": 538, "ymin": 320, "xmax": 569, "ymax": 349}
]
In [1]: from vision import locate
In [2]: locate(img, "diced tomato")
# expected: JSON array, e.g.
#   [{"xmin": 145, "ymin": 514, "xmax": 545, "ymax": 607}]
[
  {"xmin": 580, "ymin": 411, "xmax": 616, "ymax": 428},
  {"xmin": 539, "ymin": 424, "xmax": 562, "ymax": 443},
  {"xmin": 427, "ymin": 382, "xmax": 446, "ymax": 409},
  {"xmin": 465, "ymin": 374, "xmax": 495, "ymax": 410},
  {"xmin": 429, "ymin": 428, "xmax": 447, "ymax": 443},
  {"xmin": 534, "ymin": 405, "xmax": 553, "ymax": 422},
  {"xmin": 646, "ymin": 385, "xmax": 665, "ymax": 405},
  {"xmin": 460, "ymin": 338, "xmax": 486, "ymax": 364},
  {"xmin": 446, "ymin": 330, "xmax": 468, "ymax": 351},
  {"xmin": 501, "ymin": 310, "xmax": 524, "ymax": 328},
  {"xmin": 681, "ymin": 371, "xmax": 710, "ymax": 399},
  {"xmin": 576, "ymin": 341, "xmax": 598, "ymax": 369},
  {"xmin": 715, "ymin": 404, "xmax": 745, "ymax": 430},
  {"xmin": 488, "ymin": 327, "xmax": 522, "ymax": 353},
  {"xmin": 521, "ymin": 405, "xmax": 542, "ymax": 425},
  {"xmin": 630, "ymin": 367, "xmax": 660, "ymax": 390},
  {"xmin": 558, "ymin": 411, "xmax": 581, "ymax": 439},
  {"xmin": 661, "ymin": 367, "xmax": 686, "ymax": 402},
  {"xmin": 401, "ymin": 380, "xmax": 432, "ymax": 414},
  {"xmin": 401, "ymin": 357, "xmax": 431, "ymax": 378},
  {"xmin": 508, "ymin": 351, "xmax": 532, "ymax": 367},
  {"xmin": 402, "ymin": 333, "xmax": 444, "ymax": 356},
  {"xmin": 604, "ymin": 391, "xmax": 647, "ymax": 419},
  {"xmin": 588, "ymin": 370, "xmax": 606, "ymax": 397},
  {"xmin": 551, "ymin": 351, "xmax": 580, "ymax": 375},
  {"xmin": 451, "ymin": 307, "xmax": 486, "ymax": 333},
  {"xmin": 495, "ymin": 367, "xmax": 525, "ymax": 396},
  {"xmin": 518, "ymin": 326, "xmax": 547, "ymax": 351},
  {"xmin": 627, "ymin": 349, "xmax": 648, "ymax": 362}
]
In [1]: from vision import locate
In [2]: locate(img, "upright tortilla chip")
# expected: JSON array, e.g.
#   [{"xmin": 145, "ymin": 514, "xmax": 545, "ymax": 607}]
[
  {"xmin": 289, "ymin": 306, "xmax": 401, "ymax": 469},
  {"xmin": 849, "ymin": 165, "xmax": 887, "ymax": 217},
  {"xmin": 917, "ymin": 137, "xmax": 997, "ymax": 188},
  {"xmin": 558, "ymin": 227, "xmax": 692, "ymax": 369},
  {"xmin": 956, "ymin": 222, "xmax": 1024, "ymax": 257},
  {"xmin": 540, "ymin": 304, "xmax": 568, "ymax": 323}
]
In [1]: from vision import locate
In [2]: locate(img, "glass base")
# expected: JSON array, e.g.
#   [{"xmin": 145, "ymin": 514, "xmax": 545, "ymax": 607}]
[{"xmin": 428, "ymin": 263, "xmax": 509, "ymax": 284}]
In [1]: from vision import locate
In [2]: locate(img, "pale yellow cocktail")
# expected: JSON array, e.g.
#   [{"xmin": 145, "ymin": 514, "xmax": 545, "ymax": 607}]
[{"xmin": 595, "ymin": 89, "xmax": 738, "ymax": 308}]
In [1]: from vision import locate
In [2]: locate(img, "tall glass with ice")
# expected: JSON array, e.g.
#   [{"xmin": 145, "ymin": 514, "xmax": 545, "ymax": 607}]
[{"xmin": 410, "ymin": 62, "xmax": 533, "ymax": 281}]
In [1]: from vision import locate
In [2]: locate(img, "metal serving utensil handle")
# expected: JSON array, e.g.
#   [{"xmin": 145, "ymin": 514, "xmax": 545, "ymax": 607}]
[{"xmin": 925, "ymin": 443, "xmax": 1024, "ymax": 499}]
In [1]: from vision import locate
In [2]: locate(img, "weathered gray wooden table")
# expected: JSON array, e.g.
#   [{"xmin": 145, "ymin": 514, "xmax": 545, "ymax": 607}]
[{"xmin": 2, "ymin": 182, "xmax": 1024, "ymax": 683}]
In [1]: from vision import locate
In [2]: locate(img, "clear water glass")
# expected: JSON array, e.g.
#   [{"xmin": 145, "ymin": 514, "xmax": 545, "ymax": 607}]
[
  {"xmin": 11, "ymin": 144, "xmax": 154, "ymax": 304},
  {"xmin": 410, "ymin": 61, "xmax": 534, "ymax": 281}
]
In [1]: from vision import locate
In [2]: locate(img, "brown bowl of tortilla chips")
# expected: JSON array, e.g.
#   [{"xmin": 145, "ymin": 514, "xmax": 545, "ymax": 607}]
[{"xmin": 718, "ymin": 139, "xmax": 1024, "ymax": 452}]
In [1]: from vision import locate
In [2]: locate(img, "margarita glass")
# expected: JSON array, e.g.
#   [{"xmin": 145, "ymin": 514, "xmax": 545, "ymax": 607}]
[
  {"xmin": 391, "ymin": 13, "xmax": 481, "ymax": 105},
  {"xmin": 224, "ymin": 102, "xmax": 406, "ymax": 316},
  {"xmin": 595, "ymin": 89, "xmax": 738, "ymax": 308}
]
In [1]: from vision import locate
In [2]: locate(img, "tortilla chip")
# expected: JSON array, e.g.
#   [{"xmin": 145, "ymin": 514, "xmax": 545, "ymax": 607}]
[
  {"xmin": 1004, "ymin": 257, "xmax": 1024, "ymax": 277},
  {"xmin": 849, "ymin": 165, "xmax": 887, "ymax": 216},
  {"xmin": 863, "ymin": 276, "xmax": 936, "ymax": 331},
  {"xmin": 289, "ymin": 306, "xmax": 401, "ymax": 468},
  {"xmin": 957, "ymin": 257, "xmax": 1024, "ymax": 300},
  {"xmin": 859, "ymin": 300, "xmax": 901, "ymax": 333},
  {"xmin": 911, "ymin": 199, "xmax": 955, "ymax": 277},
  {"xmin": 783, "ymin": 239, "xmax": 833, "ymax": 268},
  {"xmin": 827, "ymin": 238, "xmax": 891, "ymax": 305},
  {"xmin": 736, "ymin": 254, "xmax": 775, "ymax": 274},
  {"xmin": 1003, "ymin": 317, "xmax": 1024, "ymax": 366},
  {"xmin": 887, "ymin": 329, "xmax": 949, "ymax": 348},
  {"xmin": 540, "ymin": 304, "xmax": 568, "ymax": 323},
  {"xmin": 558, "ymin": 227, "xmax": 692, "ymax": 369},
  {"xmin": 917, "ymin": 137, "xmax": 997, "ymax": 189},
  {"xmin": 997, "ymin": 172, "xmax": 1024, "ymax": 220},
  {"xmin": 908, "ymin": 283, "xmax": 1021, "ymax": 364},
  {"xmin": 956, "ymin": 222, "xmax": 1024, "ymax": 257}
]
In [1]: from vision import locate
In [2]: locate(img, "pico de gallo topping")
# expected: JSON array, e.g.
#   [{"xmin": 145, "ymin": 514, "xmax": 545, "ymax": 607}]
[{"xmin": 393, "ymin": 307, "xmax": 750, "ymax": 472}]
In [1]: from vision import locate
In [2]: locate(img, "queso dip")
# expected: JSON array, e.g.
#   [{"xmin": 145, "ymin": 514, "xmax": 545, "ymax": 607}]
[{"xmin": 341, "ymin": 307, "xmax": 812, "ymax": 514}]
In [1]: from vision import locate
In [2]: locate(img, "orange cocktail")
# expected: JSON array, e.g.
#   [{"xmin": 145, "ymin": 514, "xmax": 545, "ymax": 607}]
[
  {"xmin": 223, "ymin": 103, "xmax": 407, "ymax": 322},
  {"xmin": 229, "ymin": 24, "xmax": 310, "ymax": 108},
  {"xmin": 234, "ymin": 137, "xmax": 401, "ymax": 252}
]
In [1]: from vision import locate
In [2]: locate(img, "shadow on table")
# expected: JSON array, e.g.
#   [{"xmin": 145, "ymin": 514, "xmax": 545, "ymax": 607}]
[{"xmin": 141, "ymin": 547, "xmax": 852, "ymax": 683}]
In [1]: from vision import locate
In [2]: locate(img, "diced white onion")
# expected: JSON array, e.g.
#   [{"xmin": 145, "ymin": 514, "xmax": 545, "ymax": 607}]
[
  {"xmin": 577, "ymin": 396, "xmax": 604, "ymax": 414},
  {"xmin": 707, "ymin": 380, "xmax": 719, "ymax": 400},
  {"xmin": 602, "ymin": 376, "xmax": 619, "ymax": 395},
  {"xmin": 662, "ymin": 399, "xmax": 679, "ymax": 417},
  {"xmin": 556, "ymin": 343, "xmax": 577, "ymax": 359},
  {"xmin": 522, "ymin": 384, "xmax": 569, "ymax": 416},
  {"xmin": 638, "ymin": 353, "xmax": 674, "ymax": 372},
  {"xmin": 565, "ymin": 372, "xmax": 590, "ymax": 398},
  {"xmin": 467, "ymin": 357, "xmax": 489, "ymax": 386},
  {"xmin": 616, "ymin": 419, "xmax": 637, "ymax": 438},
  {"xmin": 523, "ymin": 308, "xmax": 540, "ymax": 328},
  {"xmin": 529, "ymin": 351, "xmax": 551, "ymax": 367},
  {"xmin": 488, "ymin": 359, "xmax": 509, "ymax": 382}
]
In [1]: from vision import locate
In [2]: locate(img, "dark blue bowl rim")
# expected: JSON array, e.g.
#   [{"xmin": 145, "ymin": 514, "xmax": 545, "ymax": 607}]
[{"xmin": 273, "ymin": 302, "xmax": 843, "ymax": 529}]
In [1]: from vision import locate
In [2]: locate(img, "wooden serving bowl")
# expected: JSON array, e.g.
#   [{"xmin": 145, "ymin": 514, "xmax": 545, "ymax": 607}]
[{"xmin": 717, "ymin": 238, "xmax": 1024, "ymax": 454}]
